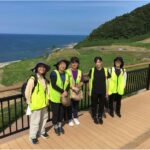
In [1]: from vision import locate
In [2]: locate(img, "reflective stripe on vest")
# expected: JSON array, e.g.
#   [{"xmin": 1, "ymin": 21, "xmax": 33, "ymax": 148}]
[
  {"xmin": 66, "ymin": 68, "xmax": 82, "ymax": 86},
  {"xmin": 30, "ymin": 80, "xmax": 49, "ymax": 111},
  {"xmin": 49, "ymin": 70, "xmax": 69, "ymax": 103},
  {"xmin": 66, "ymin": 68, "xmax": 82, "ymax": 98},
  {"xmin": 108, "ymin": 67, "xmax": 126, "ymax": 95},
  {"xmin": 89, "ymin": 67, "xmax": 108, "ymax": 96}
]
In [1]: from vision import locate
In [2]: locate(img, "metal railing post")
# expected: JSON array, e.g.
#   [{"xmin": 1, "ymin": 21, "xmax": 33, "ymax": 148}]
[{"xmin": 146, "ymin": 64, "xmax": 150, "ymax": 90}]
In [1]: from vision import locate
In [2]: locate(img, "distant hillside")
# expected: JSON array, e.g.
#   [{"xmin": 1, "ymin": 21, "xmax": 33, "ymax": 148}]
[{"xmin": 76, "ymin": 3, "xmax": 150, "ymax": 48}]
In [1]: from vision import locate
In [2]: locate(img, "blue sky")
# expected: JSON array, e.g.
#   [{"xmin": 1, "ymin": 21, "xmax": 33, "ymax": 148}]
[{"xmin": 0, "ymin": 0, "xmax": 149, "ymax": 35}]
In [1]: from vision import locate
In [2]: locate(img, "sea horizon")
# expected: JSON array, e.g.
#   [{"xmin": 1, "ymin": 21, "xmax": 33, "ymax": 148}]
[{"xmin": 0, "ymin": 34, "xmax": 86, "ymax": 63}]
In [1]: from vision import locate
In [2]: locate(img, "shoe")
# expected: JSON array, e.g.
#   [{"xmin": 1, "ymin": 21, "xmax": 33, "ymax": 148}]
[
  {"xmin": 41, "ymin": 132, "xmax": 49, "ymax": 139},
  {"xmin": 103, "ymin": 113, "xmax": 107, "ymax": 118},
  {"xmin": 54, "ymin": 128, "xmax": 60, "ymax": 136},
  {"xmin": 73, "ymin": 118, "xmax": 80, "ymax": 125},
  {"xmin": 58, "ymin": 127, "xmax": 65, "ymax": 134},
  {"xmin": 69, "ymin": 120, "xmax": 74, "ymax": 126},
  {"xmin": 98, "ymin": 118, "xmax": 103, "ymax": 125},
  {"xmin": 30, "ymin": 138, "xmax": 39, "ymax": 144},
  {"xmin": 110, "ymin": 112, "xmax": 114, "ymax": 117},
  {"xmin": 116, "ymin": 112, "xmax": 121, "ymax": 118},
  {"xmin": 93, "ymin": 117, "xmax": 98, "ymax": 124}
]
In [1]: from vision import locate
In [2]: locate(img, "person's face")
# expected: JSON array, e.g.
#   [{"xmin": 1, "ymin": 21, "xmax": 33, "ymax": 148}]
[
  {"xmin": 58, "ymin": 62, "xmax": 66, "ymax": 72},
  {"xmin": 71, "ymin": 62, "xmax": 79, "ymax": 70},
  {"xmin": 37, "ymin": 65, "xmax": 46, "ymax": 75},
  {"xmin": 115, "ymin": 60, "xmax": 121, "ymax": 68},
  {"xmin": 95, "ymin": 60, "xmax": 103, "ymax": 68}
]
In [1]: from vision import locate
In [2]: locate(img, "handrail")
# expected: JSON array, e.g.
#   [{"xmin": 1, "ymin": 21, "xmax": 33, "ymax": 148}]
[{"xmin": 0, "ymin": 62, "xmax": 150, "ymax": 93}]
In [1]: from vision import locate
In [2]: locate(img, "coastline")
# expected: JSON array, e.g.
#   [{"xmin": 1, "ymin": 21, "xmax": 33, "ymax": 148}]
[
  {"xmin": 0, "ymin": 42, "xmax": 77, "ymax": 69},
  {"xmin": 0, "ymin": 60, "xmax": 21, "ymax": 69}
]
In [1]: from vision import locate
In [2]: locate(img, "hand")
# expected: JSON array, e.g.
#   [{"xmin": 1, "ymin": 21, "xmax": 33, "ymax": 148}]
[
  {"xmin": 106, "ymin": 92, "xmax": 109, "ymax": 98},
  {"xmin": 72, "ymin": 86, "xmax": 79, "ymax": 93},
  {"xmin": 62, "ymin": 91, "xmax": 68, "ymax": 97}
]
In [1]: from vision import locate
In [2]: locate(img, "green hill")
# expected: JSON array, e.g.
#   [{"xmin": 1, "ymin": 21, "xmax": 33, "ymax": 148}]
[{"xmin": 76, "ymin": 3, "xmax": 150, "ymax": 48}]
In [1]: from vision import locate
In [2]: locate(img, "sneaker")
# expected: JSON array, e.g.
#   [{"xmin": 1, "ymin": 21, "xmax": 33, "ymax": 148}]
[
  {"xmin": 73, "ymin": 118, "xmax": 80, "ymax": 125},
  {"xmin": 30, "ymin": 138, "xmax": 39, "ymax": 144},
  {"xmin": 41, "ymin": 132, "xmax": 49, "ymax": 139},
  {"xmin": 58, "ymin": 127, "xmax": 65, "ymax": 134},
  {"xmin": 98, "ymin": 118, "xmax": 103, "ymax": 125},
  {"xmin": 69, "ymin": 120, "xmax": 74, "ymax": 126},
  {"xmin": 54, "ymin": 128, "xmax": 60, "ymax": 136},
  {"xmin": 110, "ymin": 112, "xmax": 114, "ymax": 118},
  {"xmin": 93, "ymin": 117, "xmax": 99, "ymax": 124},
  {"xmin": 116, "ymin": 112, "xmax": 122, "ymax": 118}
]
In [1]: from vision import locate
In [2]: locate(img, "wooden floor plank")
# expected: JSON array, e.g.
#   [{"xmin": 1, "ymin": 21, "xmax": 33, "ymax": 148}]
[{"xmin": 0, "ymin": 91, "xmax": 150, "ymax": 149}]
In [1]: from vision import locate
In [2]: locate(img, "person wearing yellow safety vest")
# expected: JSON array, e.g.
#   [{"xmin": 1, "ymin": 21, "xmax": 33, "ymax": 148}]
[
  {"xmin": 25, "ymin": 62, "xmax": 50, "ymax": 144},
  {"xmin": 49, "ymin": 59, "xmax": 70, "ymax": 136},
  {"xmin": 66, "ymin": 57, "xmax": 84, "ymax": 126},
  {"xmin": 108, "ymin": 57, "xmax": 127, "ymax": 118},
  {"xmin": 88, "ymin": 57, "xmax": 109, "ymax": 125}
]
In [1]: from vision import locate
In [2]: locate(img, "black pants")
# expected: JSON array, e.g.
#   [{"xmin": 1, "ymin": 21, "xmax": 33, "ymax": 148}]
[
  {"xmin": 51, "ymin": 102, "xmax": 64, "ymax": 125},
  {"xmin": 91, "ymin": 93, "xmax": 105, "ymax": 118},
  {"xmin": 68, "ymin": 99, "xmax": 79, "ymax": 120},
  {"xmin": 109, "ymin": 93, "xmax": 122, "ymax": 114}
]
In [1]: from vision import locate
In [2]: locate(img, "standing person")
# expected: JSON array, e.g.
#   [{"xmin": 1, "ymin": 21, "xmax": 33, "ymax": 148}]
[
  {"xmin": 49, "ymin": 59, "xmax": 70, "ymax": 136},
  {"xmin": 66, "ymin": 57, "xmax": 84, "ymax": 126},
  {"xmin": 88, "ymin": 57, "xmax": 108, "ymax": 125},
  {"xmin": 108, "ymin": 57, "xmax": 127, "ymax": 118},
  {"xmin": 25, "ymin": 62, "xmax": 50, "ymax": 144}
]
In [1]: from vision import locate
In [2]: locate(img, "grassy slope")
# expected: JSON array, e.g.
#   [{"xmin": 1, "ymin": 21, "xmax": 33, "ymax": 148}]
[
  {"xmin": 75, "ymin": 34, "xmax": 150, "ymax": 49},
  {"xmin": 1, "ymin": 48, "xmax": 150, "ymax": 86}
]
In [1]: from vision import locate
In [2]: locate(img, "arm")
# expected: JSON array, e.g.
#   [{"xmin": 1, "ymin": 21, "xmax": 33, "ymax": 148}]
[
  {"xmin": 50, "ymin": 72, "xmax": 64, "ymax": 94},
  {"xmin": 25, "ymin": 77, "xmax": 35, "ymax": 104},
  {"xmin": 88, "ymin": 69, "xmax": 92, "ymax": 95},
  {"xmin": 124, "ymin": 71, "xmax": 127, "ymax": 88}
]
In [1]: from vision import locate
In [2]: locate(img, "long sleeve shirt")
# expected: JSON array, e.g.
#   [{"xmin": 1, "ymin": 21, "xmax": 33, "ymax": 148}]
[{"xmin": 50, "ymin": 71, "xmax": 70, "ymax": 94}]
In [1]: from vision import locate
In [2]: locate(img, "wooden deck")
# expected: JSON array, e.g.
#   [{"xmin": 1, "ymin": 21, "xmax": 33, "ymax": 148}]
[{"xmin": 0, "ymin": 91, "xmax": 150, "ymax": 149}]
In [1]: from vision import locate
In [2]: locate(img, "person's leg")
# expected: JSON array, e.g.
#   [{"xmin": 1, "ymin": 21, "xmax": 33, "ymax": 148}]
[
  {"xmin": 109, "ymin": 94, "xmax": 115, "ymax": 117},
  {"xmin": 98, "ymin": 94, "xmax": 105, "ymax": 124},
  {"xmin": 115, "ymin": 94, "xmax": 122, "ymax": 117},
  {"xmin": 51, "ymin": 102, "xmax": 60, "ymax": 135},
  {"xmin": 67, "ymin": 102, "xmax": 74, "ymax": 126},
  {"xmin": 91, "ymin": 93, "xmax": 99, "ymax": 124},
  {"xmin": 29, "ymin": 110, "xmax": 41, "ymax": 141},
  {"xmin": 39, "ymin": 107, "xmax": 48, "ymax": 138},
  {"xmin": 72, "ymin": 99, "xmax": 80, "ymax": 125},
  {"xmin": 58, "ymin": 104, "xmax": 65, "ymax": 134}
]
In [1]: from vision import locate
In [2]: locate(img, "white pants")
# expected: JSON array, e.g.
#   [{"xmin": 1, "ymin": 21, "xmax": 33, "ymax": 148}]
[{"xmin": 29, "ymin": 107, "xmax": 48, "ymax": 139}]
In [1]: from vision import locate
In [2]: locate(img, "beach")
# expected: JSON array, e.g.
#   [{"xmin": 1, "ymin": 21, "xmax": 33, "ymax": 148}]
[{"xmin": 0, "ymin": 60, "xmax": 21, "ymax": 69}]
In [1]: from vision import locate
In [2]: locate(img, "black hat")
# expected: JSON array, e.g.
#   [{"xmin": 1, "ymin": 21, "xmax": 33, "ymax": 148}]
[
  {"xmin": 54, "ymin": 58, "xmax": 70, "ymax": 68},
  {"xmin": 31, "ymin": 62, "xmax": 51, "ymax": 73},
  {"xmin": 114, "ymin": 57, "xmax": 124, "ymax": 68}
]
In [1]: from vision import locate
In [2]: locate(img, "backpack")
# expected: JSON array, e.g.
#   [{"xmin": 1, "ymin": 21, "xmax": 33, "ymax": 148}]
[{"xmin": 21, "ymin": 75, "xmax": 38, "ymax": 102}]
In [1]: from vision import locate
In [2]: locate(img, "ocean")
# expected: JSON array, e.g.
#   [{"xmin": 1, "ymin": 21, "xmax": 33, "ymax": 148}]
[{"xmin": 0, "ymin": 34, "xmax": 86, "ymax": 63}]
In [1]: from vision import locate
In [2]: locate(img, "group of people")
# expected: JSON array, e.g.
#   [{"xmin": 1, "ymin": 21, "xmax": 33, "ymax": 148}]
[{"xmin": 24, "ymin": 56, "xmax": 127, "ymax": 144}]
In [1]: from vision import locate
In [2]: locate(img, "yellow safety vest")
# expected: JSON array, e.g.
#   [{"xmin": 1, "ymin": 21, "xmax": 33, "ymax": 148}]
[
  {"xmin": 49, "ymin": 70, "xmax": 69, "ymax": 103},
  {"xmin": 89, "ymin": 67, "xmax": 108, "ymax": 96},
  {"xmin": 108, "ymin": 67, "xmax": 126, "ymax": 95},
  {"xmin": 30, "ymin": 78, "xmax": 49, "ymax": 111},
  {"xmin": 66, "ymin": 68, "xmax": 83, "ymax": 98},
  {"xmin": 66, "ymin": 68, "xmax": 82, "ymax": 86}
]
